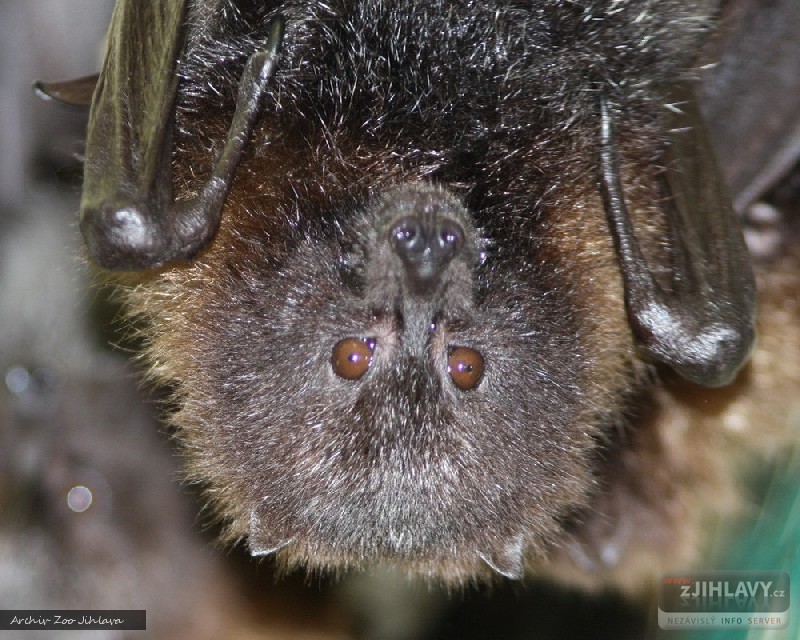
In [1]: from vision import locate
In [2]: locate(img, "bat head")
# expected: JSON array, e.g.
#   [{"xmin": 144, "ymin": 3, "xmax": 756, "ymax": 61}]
[
  {"xmin": 126, "ymin": 0, "xmax": 718, "ymax": 582},
  {"xmin": 190, "ymin": 179, "xmax": 596, "ymax": 579}
]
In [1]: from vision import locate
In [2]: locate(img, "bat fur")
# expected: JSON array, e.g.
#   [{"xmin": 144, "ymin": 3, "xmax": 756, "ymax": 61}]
[{"xmin": 71, "ymin": 0, "xmax": 800, "ymax": 589}]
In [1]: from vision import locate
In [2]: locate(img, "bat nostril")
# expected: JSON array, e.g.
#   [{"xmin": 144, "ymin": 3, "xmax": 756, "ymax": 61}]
[
  {"xmin": 438, "ymin": 218, "xmax": 465, "ymax": 254},
  {"xmin": 389, "ymin": 216, "xmax": 423, "ymax": 257}
]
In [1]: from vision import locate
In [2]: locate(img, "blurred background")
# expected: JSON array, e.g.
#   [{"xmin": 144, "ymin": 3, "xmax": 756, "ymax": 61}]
[{"xmin": 1, "ymin": 2, "xmax": 798, "ymax": 639}]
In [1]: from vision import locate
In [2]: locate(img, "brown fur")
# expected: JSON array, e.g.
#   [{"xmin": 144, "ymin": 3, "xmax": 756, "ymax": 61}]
[{"xmin": 103, "ymin": 0, "xmax": 799, "ymax": 590}]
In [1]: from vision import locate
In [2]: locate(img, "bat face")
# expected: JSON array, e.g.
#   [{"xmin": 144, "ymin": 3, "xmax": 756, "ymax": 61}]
[
  {"xmin": 166, "ymin": 179, "xmax": 601, "ymax": 579},
  {"xmin": 60, "ymin": 0, "xmax": 774, "ymax": 585}
]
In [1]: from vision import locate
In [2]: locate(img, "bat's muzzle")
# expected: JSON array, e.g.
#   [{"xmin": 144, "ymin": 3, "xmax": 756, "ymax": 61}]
[
  {"xmin": 379, "ymin": 185, "xmax": 469, "ymax": 296},
  {"xmin": 389, "ymin": 213, "xmax": 465, "ymax": 288}
]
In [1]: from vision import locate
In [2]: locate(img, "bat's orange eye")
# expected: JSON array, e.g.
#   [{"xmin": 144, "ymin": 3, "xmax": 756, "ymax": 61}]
[
  {"xmin": 332, "ymin": 338, "xmax": 375, "ymax": 380},
  {"xmin": 447, "ymin": 347, "xmax": 484, "ymax": 390}
]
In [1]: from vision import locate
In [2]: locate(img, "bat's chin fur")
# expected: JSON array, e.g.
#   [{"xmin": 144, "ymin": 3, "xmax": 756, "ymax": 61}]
[{"xmin": 247, "ymin": 480, "xmax": 534, "ymax": 582}]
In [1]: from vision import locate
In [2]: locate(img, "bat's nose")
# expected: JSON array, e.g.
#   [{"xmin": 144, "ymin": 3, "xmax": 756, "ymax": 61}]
[
  {"xmin": 389, "ymin": 215, "xmax": 464, "ymax": 268},
  {"xmin": 386, "ymin": 194, "xmax": 466, "ymax": 290}
]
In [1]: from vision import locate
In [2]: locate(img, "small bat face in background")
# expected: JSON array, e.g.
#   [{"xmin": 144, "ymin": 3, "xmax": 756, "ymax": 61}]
[{"xmin": 38, "ymin": 0, "xmax": 800, "ymax": 588}]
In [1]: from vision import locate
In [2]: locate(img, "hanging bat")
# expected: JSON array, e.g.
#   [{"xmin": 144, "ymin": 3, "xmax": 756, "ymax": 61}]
[{"xmin": 36, "ymin": 0, "xmax": 800, "ymax": 588}]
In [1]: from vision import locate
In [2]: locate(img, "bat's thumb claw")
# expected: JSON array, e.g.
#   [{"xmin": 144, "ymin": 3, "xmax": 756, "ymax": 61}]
[{"xmin": 80, "ymin": 201, "xmax": 167, "ymax": 270}]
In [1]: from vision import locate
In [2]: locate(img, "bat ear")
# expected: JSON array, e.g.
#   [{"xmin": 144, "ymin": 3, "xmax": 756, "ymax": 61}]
[
  {"xmin": 33, "ymin": 75, "xmax": 99, "ymax": 108},
  {"xmin": 599, "ymin": 86, "xmax": 756, "ymax": 388}
]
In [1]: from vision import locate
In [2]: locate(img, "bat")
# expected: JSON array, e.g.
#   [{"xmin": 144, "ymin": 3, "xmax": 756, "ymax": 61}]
[{"xmin": 36, "ymin": 0, "xmax": 800, "ymax": 590}]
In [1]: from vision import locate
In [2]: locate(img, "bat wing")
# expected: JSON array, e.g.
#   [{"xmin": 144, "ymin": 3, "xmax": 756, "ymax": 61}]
[
  {"xmin": 600, "ymin": 0, "xmax": 800, "ymax": 387},
  {"xmin": 600, "ymin": 85, "xmax": 756, "ymax": 388},
  {"xmin": 702, "ymin": 0, "xmax": 800, "ymax": 213},
  {"xmin": 79, "ymin": 0, "xmax": 284, "ymax": 270}
]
